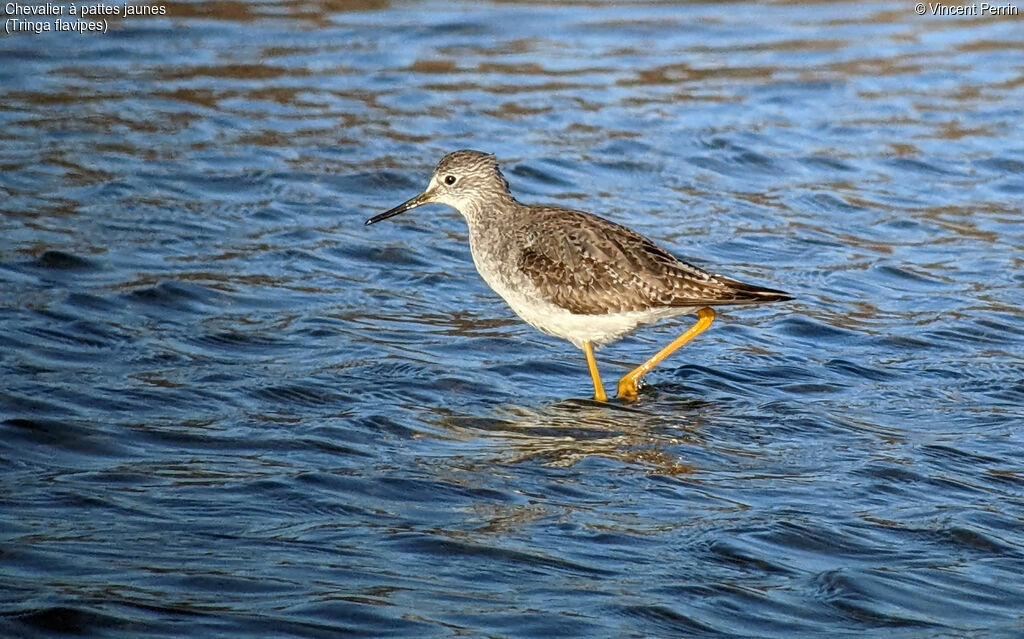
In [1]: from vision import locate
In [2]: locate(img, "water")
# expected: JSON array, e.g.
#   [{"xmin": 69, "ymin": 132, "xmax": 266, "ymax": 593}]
[{"xmin": 2, "ymin": 1, "xmax": 1023, "ymax": 636}]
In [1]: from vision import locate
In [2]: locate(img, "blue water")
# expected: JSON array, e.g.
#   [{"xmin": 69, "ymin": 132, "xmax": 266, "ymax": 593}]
[{"xmin": 2, "ymin": 1, "xmax": 1023, "ymax": 637}]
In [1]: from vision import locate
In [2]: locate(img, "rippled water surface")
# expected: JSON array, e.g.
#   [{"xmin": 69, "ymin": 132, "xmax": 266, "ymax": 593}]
[{"xmin": 3, "ymin": 1, "xmax": 1024, "ymax": 636}]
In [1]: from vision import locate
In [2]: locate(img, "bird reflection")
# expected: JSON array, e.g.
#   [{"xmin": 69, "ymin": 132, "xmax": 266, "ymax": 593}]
[{"xmin": 433, "ymin": 395, "xmax": 713, "ymax": 473}]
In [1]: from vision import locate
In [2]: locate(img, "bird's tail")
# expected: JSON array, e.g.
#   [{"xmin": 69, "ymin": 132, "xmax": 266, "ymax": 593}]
[{"xmin": 713, "ymin": 276, "xmax": 793, "ymax": 304}]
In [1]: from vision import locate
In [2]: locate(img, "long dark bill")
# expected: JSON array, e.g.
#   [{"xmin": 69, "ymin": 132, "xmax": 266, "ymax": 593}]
[{"xmin": 365, "ymin": 191, "xmax": 432, "ymax": 225}]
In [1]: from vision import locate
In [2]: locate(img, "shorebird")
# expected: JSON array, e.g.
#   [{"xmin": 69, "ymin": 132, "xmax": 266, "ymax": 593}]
[{"xmin": 365, "ymin": 150, "xmax": 791, "ymax": 401}]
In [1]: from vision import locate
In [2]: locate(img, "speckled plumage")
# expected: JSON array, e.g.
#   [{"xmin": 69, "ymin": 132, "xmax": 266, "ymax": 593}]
[
  {"xmin": 366, "ymin": 150, "xmax": 791, "ymax": 398},
  {"xmin": 511, "ymin": 206, "xmax": 789, "ymax": 315}
]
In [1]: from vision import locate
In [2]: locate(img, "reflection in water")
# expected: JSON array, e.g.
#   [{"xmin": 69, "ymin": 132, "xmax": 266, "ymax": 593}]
[
  {"xmin": 2, "ymin": 0, "xmax": 1024, "ymax": 637},
  {"xmin": 436, "ymin": 398, "xmax": 706, "ymax": 472}
]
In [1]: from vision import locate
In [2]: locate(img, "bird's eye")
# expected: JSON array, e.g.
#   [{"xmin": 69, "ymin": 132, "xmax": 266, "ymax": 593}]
[{"xmin": 444, "ymin": 175, "xmax": 457, "ymax": 185}]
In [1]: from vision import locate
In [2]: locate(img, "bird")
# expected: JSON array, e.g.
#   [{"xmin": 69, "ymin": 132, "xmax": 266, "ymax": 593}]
[{"xmin": 365, "ymin": 150, "xmax": 791, "ymax": 401}]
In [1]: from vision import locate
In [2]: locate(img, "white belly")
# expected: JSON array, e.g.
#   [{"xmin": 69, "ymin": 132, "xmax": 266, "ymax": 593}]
[{"xmin": 503, "ymin": 293, "xmax": 693, "ymax": 348}]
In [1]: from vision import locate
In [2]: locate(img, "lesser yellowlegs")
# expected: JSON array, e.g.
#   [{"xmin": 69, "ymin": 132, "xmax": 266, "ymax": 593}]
[{"xmin": 366, "ymin": 150, "xmax": 791, "ymax": 401}]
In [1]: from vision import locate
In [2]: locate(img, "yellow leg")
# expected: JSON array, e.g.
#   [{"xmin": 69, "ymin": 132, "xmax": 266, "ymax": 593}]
[
  {"xmin": 617, "ymin": 307, "xmax": 716, "ymax": 401},
  {"xmin": 583, "ymin": 340, "xmax": 608, "ymax": 402}
]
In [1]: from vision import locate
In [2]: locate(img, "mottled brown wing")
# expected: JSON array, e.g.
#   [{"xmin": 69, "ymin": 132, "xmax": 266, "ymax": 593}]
[{"xmin": 515, "ymin": 208, "xmax": 789, "ymax": 315}]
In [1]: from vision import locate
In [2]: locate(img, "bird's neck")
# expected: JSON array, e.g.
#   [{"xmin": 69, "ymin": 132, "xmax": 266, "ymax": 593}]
[{"xmin": 459, "ymin": 192, "xmax": 518, "ymax": 228}]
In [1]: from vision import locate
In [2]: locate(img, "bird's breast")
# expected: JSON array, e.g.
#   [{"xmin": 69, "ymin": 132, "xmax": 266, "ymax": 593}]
[{"xmin": 466, "ymin": 224, "xmax": 521, "ymax": 295}]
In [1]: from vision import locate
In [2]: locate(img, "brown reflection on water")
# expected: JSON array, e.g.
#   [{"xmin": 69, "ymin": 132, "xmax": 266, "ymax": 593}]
[
  {"xmin": 161, "ymin": 0, "xmax": 388, "ymax": 23},
  {"xmin": 434, "ymin": 400, "xmax": 706, "ymax": 474}
]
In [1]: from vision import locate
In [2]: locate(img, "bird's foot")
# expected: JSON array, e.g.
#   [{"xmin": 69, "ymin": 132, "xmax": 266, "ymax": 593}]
[{"xmin": 616, "ymin": 376, "xmax": 640, "ymax": 401}]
